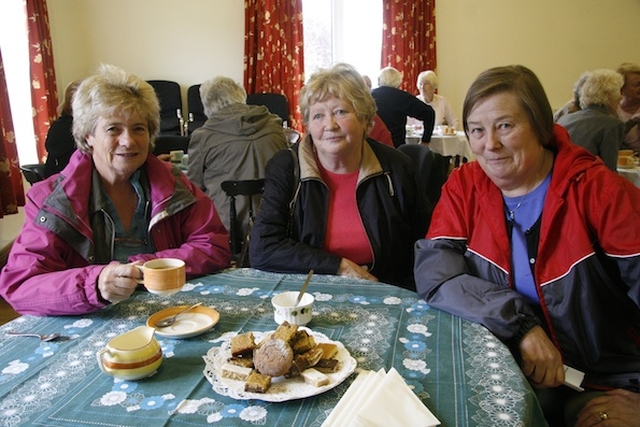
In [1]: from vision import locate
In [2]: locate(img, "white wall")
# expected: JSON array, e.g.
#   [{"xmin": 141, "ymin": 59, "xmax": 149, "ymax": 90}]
[
  {"xmin": 436, "ymin": 0, "xmax": 640, "ymax": 118},
  {"xmin": 48, "ymin": 0, "xmax": 245, "ymax": 112}
]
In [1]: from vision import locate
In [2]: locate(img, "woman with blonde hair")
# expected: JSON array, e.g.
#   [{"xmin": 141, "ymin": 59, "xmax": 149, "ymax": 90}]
[{"xmin": 251, "ymin": 63, "xmax": 428, "ymax": 289}]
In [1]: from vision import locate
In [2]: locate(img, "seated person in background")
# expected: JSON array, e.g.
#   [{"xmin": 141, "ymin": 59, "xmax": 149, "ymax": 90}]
[
  {"xmin": 250, "ymin": 63, "xmax": 429, "ymax": 290},
  {"xmin": 187, "ymin": 77, "xmax": 288, "ymax": 236},
  {"xmin": 557, "ymin": 69, "xmax": 625, "ymax": 171},
  {"xmin": 415, "ymin": 70, "xmax": 459, "ymax": 130},
  {"xmin": 362, "ymin": 74, "xmax": 394, "ymax": 147},
  {"xmin": 43, "ymin": 80, "xmax": 81, "ymax": 177},
  {"xmin": 414, "ymin": 65, "xmax": 640, "ymax": 426},
  {"xmin": 553, "ymin": 71, "xmax": 589, "ymax": 123},
  {"xmin": 617, "ymin": 62, "xmax": 640, "ymax": 152},
  {"xmin": 0, "ymin": 64, "xmax": 231, "ymax": 316},
  {"xmin": 371, "ymin": 67, "xmax": 435, "ymax": 147}
]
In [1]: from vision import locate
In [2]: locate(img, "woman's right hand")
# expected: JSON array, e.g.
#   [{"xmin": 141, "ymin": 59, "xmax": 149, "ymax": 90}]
[
  {"xmin": 97, "ymin": 262, "xmax": 142, "ymax": 303},
  {"xmin": 338, "ymin": 258, "xmax": 378, "ymax": 282},
  {"xmin": 519, "ymin": 325, "xmax": 565, "ymax": 389}
]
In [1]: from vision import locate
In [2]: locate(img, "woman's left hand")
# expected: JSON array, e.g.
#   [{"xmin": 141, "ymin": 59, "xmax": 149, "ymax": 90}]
[{"xmin": 574, "ymin": 389, "xmax": 640, "ymax": 427}]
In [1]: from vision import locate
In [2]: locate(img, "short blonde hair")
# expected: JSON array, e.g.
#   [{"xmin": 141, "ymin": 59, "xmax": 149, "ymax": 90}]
[
  {"xmin": 579, "ymin": 69, "xmax": 623, "ymax": 109},
  {"xmin": 299, "ymin": 63, "xmax": 376, "ymax": 132},
  {"xmin": 199, "ymin": 76, "xmax": 247, "ymax": 118},
  {"xmin": 378, "ymin": 67, "xmax": 403, "ymax": 88},
  {"xmin": 72, "ymin": 64, "xmax": 159, "ymax": 153}
]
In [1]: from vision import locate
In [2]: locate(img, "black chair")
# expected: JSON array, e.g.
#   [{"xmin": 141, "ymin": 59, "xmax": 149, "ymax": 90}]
[
  {"xmin": 20, "ymin": 163, "xmax": 47, "ymax": 185},
  {"xmin": 147, "ymin": 80, "xmax": 183, "ymax": 135},
  {"xmin": 398, "ymin": 144, "xmax": 450, "ymax": 208},
  {"xmin": 153, "ymin": 135, "xmax": 190, "ymax": 156},
  {"xmin": 220, "ymin": 179, "xmax": 266, "ymax": 266},
  {"xmin": 246, "ymin": 93, "xmax": 289, "ymax": 124},
  {"xmin": 187, "ymin": 84, "xmax": 207, "ymax": 134}
]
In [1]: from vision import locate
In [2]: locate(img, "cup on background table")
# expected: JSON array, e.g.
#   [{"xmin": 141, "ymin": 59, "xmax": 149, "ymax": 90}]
[
  {"xmin": 134, "ymin": 258, "xmax": 186, "ymax": 296},
  {"xmin": 170, "ymin": 150, "xmax": 184, "ymax": 163}
]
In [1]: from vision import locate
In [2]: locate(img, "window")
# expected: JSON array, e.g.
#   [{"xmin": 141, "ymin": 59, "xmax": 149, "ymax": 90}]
[
  {"xmin": 302, "ymin": 0, "xmax": 382, "ymax": 86},
  {"xmin": 0, "ymin": 0, "xmax": 37, "ymax": 165}
]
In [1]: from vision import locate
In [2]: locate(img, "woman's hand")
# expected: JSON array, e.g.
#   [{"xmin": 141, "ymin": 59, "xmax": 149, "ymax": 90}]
[
  {"xmin": 519, "ymin": 325, "xmax": 565, "ymax": 388},
  {"xmin": 575, "ymin": 389, "xmax": 640, "ymax": 427},
  {"xmin": 338, "ymin": 258, "xmax": 378, "ymax": 282},
  {"xmin": 97, "ymin": 262, "xmax": 142, "ymax": 303}
]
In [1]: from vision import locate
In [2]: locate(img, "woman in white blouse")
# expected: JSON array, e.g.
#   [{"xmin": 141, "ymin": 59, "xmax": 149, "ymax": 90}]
[{"xmin": 416, "ymin": 70, "xmax": 460, "ymax": 130}]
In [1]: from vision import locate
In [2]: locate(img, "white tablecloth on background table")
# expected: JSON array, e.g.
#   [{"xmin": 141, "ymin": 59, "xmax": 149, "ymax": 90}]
[
  {"xmin": 618, "ymin": 166, "xmax": 640, "ymax": 188},
  {"xmin": 406, "ymin": 131, "xmax": 475, "ymax": 161}
]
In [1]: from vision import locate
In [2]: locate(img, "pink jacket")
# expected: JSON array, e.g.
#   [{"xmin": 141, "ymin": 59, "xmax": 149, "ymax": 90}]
[{"xmin": 0, "ymin": 151, "xmax": 231, "ymax": 315}]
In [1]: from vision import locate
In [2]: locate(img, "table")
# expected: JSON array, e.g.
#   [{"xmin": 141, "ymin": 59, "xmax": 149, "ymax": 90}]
[
  {"xmin": 0, "ymin": 269, "xmax": 547, "ymax": 426},
  {"xmin": 407, "ymin": 131, "xmax": 475, "ymax": 162},
  {"xmin": 618, "ymin": 166, "xmax": 640, "ymax": 187}
]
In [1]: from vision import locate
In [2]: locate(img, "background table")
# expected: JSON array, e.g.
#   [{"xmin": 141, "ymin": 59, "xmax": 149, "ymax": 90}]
[
  {"xmin": 407, "ymin": 131, "xmax": 475, "ymax": 162},
  {"xmin": 0, "ymin": 269, "xmax": 546, "ymax": 426},
  {"xmin": 618, "ymin": 166, "xmax": 640, "ymax": 187}
]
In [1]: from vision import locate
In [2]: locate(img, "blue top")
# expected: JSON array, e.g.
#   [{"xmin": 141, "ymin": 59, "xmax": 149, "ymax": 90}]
[{"xmin": 503, "ymin": 172, "xmax": 552, "ymax": 303}]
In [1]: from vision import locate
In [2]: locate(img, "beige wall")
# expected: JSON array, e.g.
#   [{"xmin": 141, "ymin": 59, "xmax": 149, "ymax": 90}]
[{"xmin": 42, "ymin": 0, "xmax": 640, "ymax": 123}]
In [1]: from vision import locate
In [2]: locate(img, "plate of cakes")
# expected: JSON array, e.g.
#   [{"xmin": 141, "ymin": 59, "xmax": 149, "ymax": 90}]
[{"xmin": 202, "ymin": 322, "xmax": 357, "ymax": 402}]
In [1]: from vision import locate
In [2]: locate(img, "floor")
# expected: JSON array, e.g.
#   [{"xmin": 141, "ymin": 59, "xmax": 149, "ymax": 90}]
[{"xmin": 0, "ymin": 297, "xmax": 19, "ymax": 325}]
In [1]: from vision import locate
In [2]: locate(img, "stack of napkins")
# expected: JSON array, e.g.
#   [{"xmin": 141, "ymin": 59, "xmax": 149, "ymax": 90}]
[{"xmin": 321, "ymin": 368, "xmax": 440, "ymax": 427}]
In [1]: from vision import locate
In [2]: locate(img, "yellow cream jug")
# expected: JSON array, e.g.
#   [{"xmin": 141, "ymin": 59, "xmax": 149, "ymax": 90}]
[{"xmin": 96, "ymin": 326, "xmax": 162, "ymax": 380}]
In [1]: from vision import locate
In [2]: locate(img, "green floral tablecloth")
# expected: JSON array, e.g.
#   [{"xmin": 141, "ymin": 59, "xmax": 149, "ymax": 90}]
[{"xmin": 0, "ymin": 269, "xmax": 547, "ymax": 426}]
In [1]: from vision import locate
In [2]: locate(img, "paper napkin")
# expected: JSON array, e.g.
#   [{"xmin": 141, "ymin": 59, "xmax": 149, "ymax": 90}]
[{"xmin": 322, "ymin": 368, "xmax": 440, "ymax": 427}]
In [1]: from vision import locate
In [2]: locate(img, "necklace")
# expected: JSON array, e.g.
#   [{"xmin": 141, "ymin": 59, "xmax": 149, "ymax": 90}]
[{"xmin": 508, "ymin": 150, "xmax": 547, "ymax": 221}]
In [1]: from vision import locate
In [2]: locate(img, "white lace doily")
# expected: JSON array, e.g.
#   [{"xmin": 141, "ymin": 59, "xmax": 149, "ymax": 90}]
[{"xmin": 203, "ymin": 329, "xmax": 357, "ymax": 402}]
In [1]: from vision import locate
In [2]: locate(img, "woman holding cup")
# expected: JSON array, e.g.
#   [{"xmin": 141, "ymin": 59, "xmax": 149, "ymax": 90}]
[{"xmin": 0, "ymin": 65, "xmax": 231, "ymax": 315}]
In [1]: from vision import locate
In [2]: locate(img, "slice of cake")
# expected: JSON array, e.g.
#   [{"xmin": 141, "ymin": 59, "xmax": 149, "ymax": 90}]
[
  {"xmin": 314, "ymin": 358, "xmax": 340, "ymax": 373},
  {"xmin": 315, "ymin": 343, "xmax": 338, "ymax": 359},
  {"xmin": 231, "ymin": 332, "xmax": 255, "ymax": 357},
  {"xmin": 272, "ymin": 321, "xmax": 298, "ymax": 343},
  {"xmin": 301, "ymin": 368, "xmax": 330, "ymax": 387},
  {"xmin": 220, "ymin": 363, "xmax": 253, "ymax": 381},
  {"xmin": 227, "ymin": 356, "xmax": 255, "ymax": 369},
  {"xmin": 291, "ymin": 330, "xmax": 316, "ymax": 354},
  {"xmin": 244, "ymin": 371, "xmax": 272, "ymax": 393}
]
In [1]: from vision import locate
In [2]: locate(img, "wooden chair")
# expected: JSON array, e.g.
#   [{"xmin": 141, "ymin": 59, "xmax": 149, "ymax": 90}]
[{"xmin": 220, "ymin": 179, "xmax": 266, "ymax": 266}]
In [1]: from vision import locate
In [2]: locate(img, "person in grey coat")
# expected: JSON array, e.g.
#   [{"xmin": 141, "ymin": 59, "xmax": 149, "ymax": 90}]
[
  {"xmin": 187, "ymin": 77, "xmax": 289, "ymax": 241},
  {"xmin": 557, "ymin": 69, "xmax": 625, "ymax": 171}
]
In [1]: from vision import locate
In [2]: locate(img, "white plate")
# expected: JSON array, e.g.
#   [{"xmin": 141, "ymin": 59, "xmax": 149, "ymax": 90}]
[
  {"xmin": 147, "ymin": 305, "xmax": 220, "ymax": 339},
  {"xmin": 203, "ymin": 328, "xmax": 357, "ymax": 402}
]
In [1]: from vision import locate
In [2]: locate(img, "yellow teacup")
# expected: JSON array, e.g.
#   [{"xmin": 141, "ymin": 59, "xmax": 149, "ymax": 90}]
[
  {"xmin": 96, "ymin": 326, "xmax": 162, "ymax": 380},
  {"xmin": 135, "ymin": 258, "xmax": 186, "ymax": 296},
  {"xmin": 618, "ymin": 155, "xmax": 636, "ymax": 167}
]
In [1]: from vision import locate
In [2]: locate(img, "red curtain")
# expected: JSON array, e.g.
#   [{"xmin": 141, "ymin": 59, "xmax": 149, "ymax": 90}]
[
  {"xmin": 381, "ymin": 0, "xmax": 436, "ymax": 94},
  {"xmin": 26, "ymin": 0, "xmax": 58, "ymax": 163},
  {"xmin": 0, "ymin": 50, "xmax": 26, "ymax": 218},
  {"xmin": 244, "ymin": 0, "xmax": 305, "ymax": 130}
]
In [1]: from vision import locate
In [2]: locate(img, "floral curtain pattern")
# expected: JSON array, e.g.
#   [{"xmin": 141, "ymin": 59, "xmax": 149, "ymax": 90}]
[
  {"xmin": 244, "ymin": 0, "xmax": 305, "ymax": 130},
  {"xmin": 0, "ymin": 50, "xmax": 25, "ymax": 218},
  {"xmin": 381, "ymin": 0, "xmax": 436, "ymax": 94},
  {"xmin": 26, "ymin": 0, "xmax": 58, "ymax": 163}
]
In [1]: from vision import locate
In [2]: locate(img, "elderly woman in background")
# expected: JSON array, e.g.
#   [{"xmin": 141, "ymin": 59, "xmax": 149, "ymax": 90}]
[
  {"xmin": 557, "ymin": 69, "xmax": 624, "ymax": 171},
  {"xmin": 250, "ymin": 63, "xmax": 428, "ymax": 290},
  {"xmin": 187, "ymin": 76, "xmax": 288, "ymax": 240},
  {"xmin": 371, "ymin": 66, "xmax": 435, "ymax": 147},
  {"xmin": 0, "ymin": 64, "xmax": 231, "ymax": 316},
  {"xmin": 617, "ymin": 62, "xmax": 640, "ymax": 152},
  {"xmin": 43, "ymin": 79, "xmax": 81, "ymax": 177},
  {"xmin": 553, "ymin": 71, "xmax": 589, "ymax": 122},
  {"xmin": 415, "ymin": 70, "xmax": 459, "ymax": 130},
  {"xmin": 414, "ymin": 65, "xmax": 640, "ymax": 426}
]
